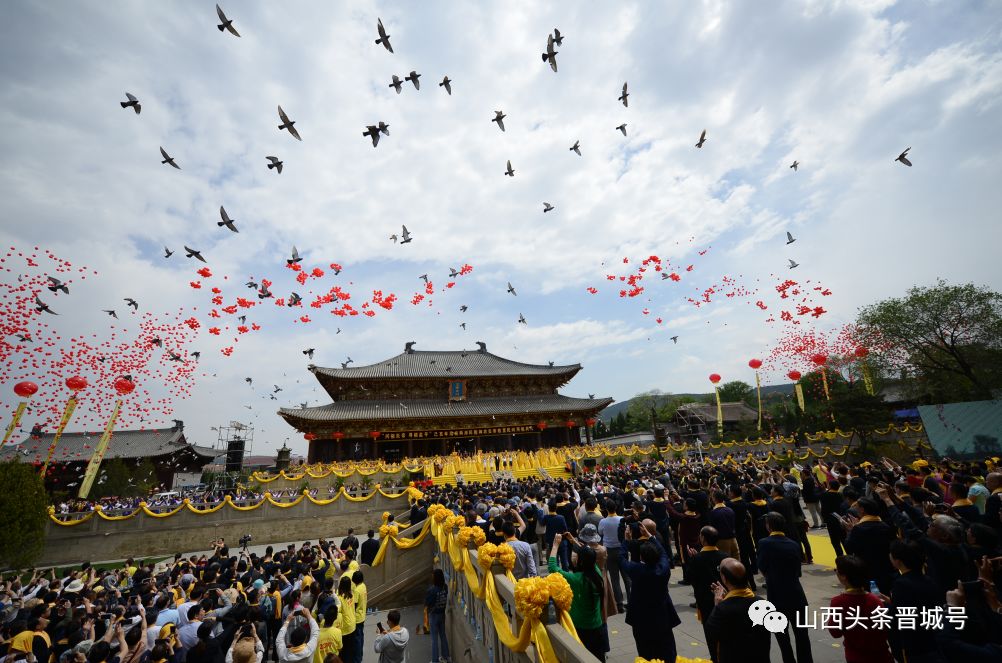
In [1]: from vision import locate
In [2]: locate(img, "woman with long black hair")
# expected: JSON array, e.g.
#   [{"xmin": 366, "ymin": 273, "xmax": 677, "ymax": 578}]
[{"xmin": 548, "ymin": 534, "xmax": 607, "ymax": 662}]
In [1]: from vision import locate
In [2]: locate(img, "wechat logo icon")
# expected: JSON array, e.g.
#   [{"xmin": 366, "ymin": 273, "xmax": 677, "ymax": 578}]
[{"xmin": 747, "ymin": 599, "xmax": 788, "ymax": 633}]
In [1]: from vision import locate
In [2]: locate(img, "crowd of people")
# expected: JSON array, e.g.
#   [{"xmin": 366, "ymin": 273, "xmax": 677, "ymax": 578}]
[{"xmin": 6, "ymin": 452, "xmax": 1002, "ymax": 663}]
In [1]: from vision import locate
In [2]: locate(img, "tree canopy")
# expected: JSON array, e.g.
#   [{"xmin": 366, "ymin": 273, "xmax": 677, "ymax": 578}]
[
  {"xmin": 0, "ymin": 460, "xmax": 49, "ymax": 570},
  {"xmin": 857, "ymin": 280, "xmax": 1002, "ymax": 402}
]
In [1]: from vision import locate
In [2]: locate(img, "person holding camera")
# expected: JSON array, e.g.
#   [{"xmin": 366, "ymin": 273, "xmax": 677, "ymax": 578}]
[
  {"xmin": 276, "ymin": 608, "xmax": 319, "ymax": 663},
  {"xmin": 225, "ymin": 623, "xmax": 264, "ymax": 663},
  {"xmin": 373, "ymin": 610, "xmax": 409, "ymax": 663}
]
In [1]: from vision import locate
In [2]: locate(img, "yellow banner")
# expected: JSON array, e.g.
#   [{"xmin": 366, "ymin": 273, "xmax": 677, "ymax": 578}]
[
  {"xmin": 78, "ymin": 399, "xmax": 122, "ymax": 499},
  {"xmin": 862, "ymin": 362, "xmax": 874, "ymax": 396},
  {"xmin": 714, "ymin": 386, "xmax": 723, "ymax": 438},
  {"xmin": 41, "ymin": 397, "xmax": 78, "ymax": 475},
  {"xmin": 755, "ymin": 372, "xmax": 762, "ymax": 432},
  {"xmin": 2, "ymin": 401, "xmax": 28, "ymax": 445},
  {"xmin": 795, "ymin": 383, "xmax": 805, "ymax": 411}
]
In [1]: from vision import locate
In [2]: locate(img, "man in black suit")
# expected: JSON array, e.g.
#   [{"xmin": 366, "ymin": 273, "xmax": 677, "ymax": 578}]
[
  {"xmin": 727, "ymin": 484, "xmax": 757, "ymax": 590},
  {"xmin": 621, "ymin": 522, "xmax": 680, "ymax": 661},
  {"xmin": 705, "ymin": 558, "xmax": 771, "ymax": 663},
  {"xmin": 843, "ymin": 497, "xmax": 896, "ymax": 594},
  {"xmin": 359, "ymin": 529, "xmax": 380, "ymax": 566},
  {"xmin": 985, "ymin": 472, "xmax": 1002, "ymax": 537},
  {"xmin": 687, "ymin": 526, "xmax": 730, "ymax": 662},
  {"xmin": 341, "ymin": 527, "xmax": 359, "ymax": 554},
  {"xmin": 886, "ymin": 538, "xmax": 947, "ymax": 663},
  {"xmin": 819, "ymin": 480, "xmax": 847, "ymax": 556},
  {"xmin": 757, "ymin": 513, "xmax": 813, "ymax": 663}
]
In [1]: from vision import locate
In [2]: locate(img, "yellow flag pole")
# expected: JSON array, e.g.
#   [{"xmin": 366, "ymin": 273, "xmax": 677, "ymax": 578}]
[
  {"xmin": 794, "ymin": 383, "xmax": 806, "ymax": 411},
  {"xmin": 78, "ymin": 399, "xmax": 122, "ymax": 499},
  {"xmin": 714, "ymin": 386, "xmax": 724, "ymax": 439},
  {"xmin": 2, "ymin": 402, "xmax": 29, "ymax": 445},
  {"xmin": 755, "ymin": 372, "xmax": 763, "ymax": 432},
  {"xmin": 41, "ymin": 396, "xmax": 78, "ymax": 476},
  {"xmin": 820, "ymin": 368, "xmax": 835, "ymax": 423}
]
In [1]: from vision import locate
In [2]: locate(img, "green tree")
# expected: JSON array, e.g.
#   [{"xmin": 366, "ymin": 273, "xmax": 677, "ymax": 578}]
[
  {"xmin": 717, "ymin": 381, "xmax": 753, "ymax": 405},
  {"xmin": 857, "ymin": 280, "xmax": 1002, "ymax": 402},
  {"xmin": 0, "ymin": 460, "xmax": 49, "ymax": 569}
]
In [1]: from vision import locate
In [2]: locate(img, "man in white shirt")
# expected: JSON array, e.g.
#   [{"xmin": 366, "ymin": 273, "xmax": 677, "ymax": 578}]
[{"xmin": 598, "ymin": 498, "xmax": 629, "ymax": 611}]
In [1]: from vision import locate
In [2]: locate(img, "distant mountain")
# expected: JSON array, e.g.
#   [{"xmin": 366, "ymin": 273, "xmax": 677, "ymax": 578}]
[{"xmin": 599, "ymin": 384, "xmax": 796, "ymax": 423}]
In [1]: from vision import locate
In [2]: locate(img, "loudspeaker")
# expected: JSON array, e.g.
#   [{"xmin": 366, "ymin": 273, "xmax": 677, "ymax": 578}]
[{"xmin": 225, "ymin": 437, "xmax": 245, "ymax": 472}]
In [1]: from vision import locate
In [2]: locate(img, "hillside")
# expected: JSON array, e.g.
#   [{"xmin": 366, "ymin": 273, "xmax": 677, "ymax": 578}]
[{"xmin": 598, "ymin": 383, "xmax": 796, "ymax": 423}]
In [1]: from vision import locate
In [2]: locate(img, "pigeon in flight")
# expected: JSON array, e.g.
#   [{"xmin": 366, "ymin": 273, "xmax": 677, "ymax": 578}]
[
  {"xmin": 258, "ymin": 284, "xmax": 273, "ymax": 299},
  {"xmin": 341, "ymin": 362, "xmax": 349, "ymax": 369},
  {"xmin": 34, "ymin": 295, "xmax": 57, "ymax": 315},
  {"xmin": 542, "ymin": 34, "xmax": 558, "ymax": 73},
  {"xmin": 790, "ymin": 160, "xmax": 799, "ymax": 171},
  {"xmin": 218, "ymin": 206, "xmax": 238, "ymax": 233},
  {"xmin": 449, "ymin": 267, "xmax": 459, "ymax": 278},
  {"xmin": 375, "ymin": 18, "xmax": 393, "ymax": 53},
  {"xmin": 517, "ymin": 313, "xmax": 527, "ymax": 325},
  {"xmin": 405, "ymin": 71, "xmax": 421, "ymax": 90},
  {"xmin": 459, "ymin": 305, "xmax": 468, "ymax": 312},
  {"xmin": 245, "ymin": 281, "xmax": 257, "ymax": 289},
  {"xmin": 459, "ymin": 322, "xmax": 466, "ymax": 330},
  {"xmin": 160, "ymin": 147, "xmax": 180, "ymax": 169},
  {"xmin": 400, "ymin": 225, "xmax": 412, "ymax": 243},
  {"xmin": 287, "ymin": 246, "xmax": 302, "ymax": 264},
  {"xmin": 245, "ymin": 377, "xmax": 253, "ymax": 385},
  {"xmin": 786, "ymin": 231, "xmax": 796, "ymax": 245},
  {"xmin": 167, "ymin": 351, "xmax": 184, "ymax": 362},
  {"xmin": 184, "ymin": 246, "xmax": 207, "ymax": 263},
  {"xmin": 570, "ymin": 140, "xmax": 581, "ymax": 156},
  {"xmin": 277, "ymin": 106, "xmax": 302, "ymax": 141},
  {"xmin": 238, "ymin": 315, "xmax": 246, "ymax": 324},
  {"xmin": 619, "ymin": 82, "xmax": 629, "ymax": 107},
  {"xmin": 895, "ymin": 147, "xmax": 912, "ymax": 167},
  {"xmin": 266, "ymin": 156, "xmax": 283, "ymax": 173},
  {"xmin": 492, "ymin": 111, "xmax": 506, "ymax": 132},
  {"xmin": 46, "ymin": 277, "xmax": 69, "ymax": 295},
  {"xmin": 215, "ymin": 5, "xmax": 240, "ymax": 37},
  {"xmin": 504, "ymin": 160, "xmax": 514, "ymax": 177},
  {"xmin": 543, "ymin": 202, "xmax": 554, "ymax": 213},
  {"xmin": 299, "ymin": 402, "xmax": 308, "ymax": 409},
  {"xmin": 287, "ymin": 292, "xmax": 302, "ymax": 307},
  {"xmin": 588, "ymin": 394, "xmax": 595, "ymax": 399},
  {"xmin": 124, "ymin": 298, "xmax": 138, "ymax": 310},
  {"xmin": 616, "ymin": 124, "xmax": 627, "ymax": 136},
  {"xmin": 788, "ymin": 259, "xmax": 799, "ymax": 269},
  {"xmin": 120, "ymin": 92, "xmax": 141, "ymax": 114},
  {"xmin": 103, "ymin": 309, "xmax": 118, "ymax": 319},
  {"xmin": 16, "ymin": 334, "xmax": 32, "ymax": 342},
  {"xmin": 660, "ymin": 272, "xmax": 670, "ymax": 280},
  {"xmin": 389, "ymin": 233, "xmax": 398, "ymax": 243},
  {"xmin": 507, "ymin": 282, "xmax": 517, "ymax": 296},
  {"xmin": 191, "ymin": 351, "xmax": 201, "ymax": 360},
  {"xmin": 695, "ymin": 129, "xmax": 707, "ymax": 148},
  {"xmin": 552, "ymin": 28, "xmax": 564, "ymax": 46},
  {"xmin": 670, "ymin": 335, "xmax": 679, "ymax": 344},
  {"xmin": 439, "ymin": 76, "xmax": 452, "ymax": 95},
  {"xmin": 303, "ymin": 348, "xmax": 315, "ymax": 359},
  {"xmin": 378, "ymin": 122, "xmax": 390, "ymax": 136},
  {"xmin": 151, "ymin": 337, "xmax": 162, "ymax": 347},
  {"xmin": 273, "ymin": 385, "xmax": 282, "ymax": 393},
  {"xmin": 363, "ymin": 124, "xmax": 383, "ymax": 147},
  {"xmin": 389, "ymin": 75, "xmax": 403, "ymax": 94},
  {"xmin": 163, "ymin": 246, "xmax": 174, "ymax": 258}
]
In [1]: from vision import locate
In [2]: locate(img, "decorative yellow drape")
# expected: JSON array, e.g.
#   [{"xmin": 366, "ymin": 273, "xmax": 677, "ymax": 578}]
[{"xmin": 2, "ymin": 401, "xmax": 28, "ymax": 445}]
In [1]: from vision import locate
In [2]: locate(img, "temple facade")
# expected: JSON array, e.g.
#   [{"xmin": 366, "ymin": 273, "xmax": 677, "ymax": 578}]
[{"xmin": 279, "ymin": 341, "xmax": 614, "ymax": 462}]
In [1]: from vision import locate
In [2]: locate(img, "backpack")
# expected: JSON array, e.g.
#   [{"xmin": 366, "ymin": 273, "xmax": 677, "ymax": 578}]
[{"xmin": 259, "ymin": 592, "xmax": 275, "ymax": 618}]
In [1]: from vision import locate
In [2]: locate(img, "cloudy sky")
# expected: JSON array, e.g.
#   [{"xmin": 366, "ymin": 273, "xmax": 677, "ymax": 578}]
[{"xmin": 1, "ymin": 1, "xmax": 1000, "ymax": 457}]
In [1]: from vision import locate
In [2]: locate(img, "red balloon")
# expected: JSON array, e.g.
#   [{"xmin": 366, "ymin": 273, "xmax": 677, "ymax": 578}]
[
  {"xmin": 708, "ymin": 373, "xmax": 722, "ymax": 384},
  {"xmin": 854, "ymin": 347, "xmax": 869, "ymax": 359},
  {"xmin": 14, "ymin": 381, "xmax": 38, "ymax": 398},
  {"xmin": 788, "ymin": 370, "xmax": 802, "ymax": 382},
  {"xmin": 748, "ymin": 359, "xmax": 762, "ymax": 370},
  {"xmin": 65, "ymin": 376, "xmax": 88, "ymax": 391},
  {"xmin": 114, "ymin": 377, "xmax": 135, "ymax": 395},
  {"xmin": 810, "ymin": 353, "xmax": 827, "ymax": 367}
]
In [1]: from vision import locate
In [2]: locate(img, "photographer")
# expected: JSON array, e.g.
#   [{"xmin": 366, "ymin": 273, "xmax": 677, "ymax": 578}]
[
  {"xmin": 275, "ymin": 608, "xmax": 318, "ymax": 663},
  {"xmin": 224, "ymin": 623, "xmax": 263, "ymax": 663}
]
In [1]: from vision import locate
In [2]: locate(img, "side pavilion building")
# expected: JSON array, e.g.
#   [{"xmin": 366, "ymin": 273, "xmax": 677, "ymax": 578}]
[{"xmin": 279, "ymin": 342, "xmax": 614, "ymax": 462}]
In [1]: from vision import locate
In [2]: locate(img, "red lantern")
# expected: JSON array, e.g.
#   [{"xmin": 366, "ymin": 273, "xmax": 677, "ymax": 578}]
[
  {"xmin": 65, "ymin": 376, "xmax": 88, "ymax": 392},
  {"xmin": 708, "ymin": 373, "xmax": 721, "ymax": 385},
  {"xmin": 304, "ymin": 432, "xmax": 317, "ymax": 441},
  {"xmin": 810, "ymin": 353, "xmax": 827, "ymax": 367},
  {"xmin": 787, "ymin": 370, "xmax": 802, "ymax": 382},
  {"xmin": 536, "ymin": 422, "xmax": 548, "ymax": 431},
  {"xmin": 13, "ymin": 381, "xmax": 38, "ymax": 398},
  {"xmin": 748, "ymin": 359, "xmax": 762, "ymax": 370},
  {"xmin": 113, "ymin": 377, "xmax": 135, "ymax": 395},
  {"xmin": 369, "ymin": 431, "xmax": 381, "ymax": 440},
  {"xmin": 854, "ymin": 347, "xmax": 869, "ymax": 359},
  {"xmin": 566, "ymin": 420, "xmax": 575, "ymax": 428},
  {"xmin": 585, "ymin": 418, "xmax": 596, "ymax": 427},
  {"xmin": 332, "ymin": 432, "xmax": 345, "ymax": 441}
]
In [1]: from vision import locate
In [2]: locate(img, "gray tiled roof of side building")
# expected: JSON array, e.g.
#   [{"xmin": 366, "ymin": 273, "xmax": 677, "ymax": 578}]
[
  {"xmin": 0, "ymin": 426, "xmax": 218, "ymax": 464},
  {"xmin": 310, "ymin": 348, "xmax": 580, "ymax": 380},
  {"xmin": 279, "ymin": 394, "xmax": 614, "ymax": 422}
]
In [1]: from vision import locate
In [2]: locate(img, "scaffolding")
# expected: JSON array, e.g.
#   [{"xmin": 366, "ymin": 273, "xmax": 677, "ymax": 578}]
[{"xmin": 210, "ymin": 421, "xmax": 254, "ymax": 491}]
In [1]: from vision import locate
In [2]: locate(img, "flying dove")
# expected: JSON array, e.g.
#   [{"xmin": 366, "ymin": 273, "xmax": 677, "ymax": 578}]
[
  {"xmin": 504, "ymin": 160, "xmax": 514, "ymax": 177},
  {"xmin": 303, "ymin": 348, "xmax": 315, "ymax": 359},
  {"xmin": 543, "ymin": 202, "xmax": 554, "ymax": 213},
  {"xmin": 517, "ymin": 313, "xmax": 527, "ymax": 324},
  {"xmin": 389, "ymin": 75, "xmax": 403, "ymax": 94},
  {"xmin": 507, "ymin": 282, "xmax": 517, "ymax": 296},
  {"xmin": 400, "ymin": 225, "xmax": 412, "ymax": 243},
  {"xmin": 790, "ymin": 160, "xmax": 799, "ymax": 171},
  {"xmin": 163, "ymin": 246, "xmax": 174, "ymax": 258},
  {"xmin": 405, "ymin": 71, "xmax": 421, "ymax": 90},
  {"xmin": 492, "ymin": 110, "xmax": 506, "ymax": 132},
  {"xmin": 103, "ymin": 309, "xmax": 118, "ymax": 319},
  {"xmin": 266, "ymin": 156, "xmax": 283, "ymax": 173},
  {"xmin": 619, "ymin": 82, "xmax": 629, "ymax": 107},
  {"xmin": 120, "ymin": 93, "xmax": 141, "ymax": 114},
  {"xmin": 287, "ymin": 246, "xmax": 302, "ymax": 264},
  {"xmin": 459, "ymin": 305, "xmax": 468, "ymax": 312},
  {"xmin": 552, "ymin": 28, "xmax": 563, "ymax": 46},
  {"xmin": 46, "ymin": 277, "xmax": 69, "ymax": 295},
  {"xmin": 277, "ymin": 106, "xmax": 302, "ymax": 141},
  {"xmin": 695, "ymin": 129, "xmax": 707, "ymax": 148},
  {"xmin": 218, "ymin": 206, "xmax": 238, "ymax": 233},
  {"xmin": 449, "ymin": 267, "xmax": 459, "ymax": 278},
  {"xmin": 570, "ymin": 140, "xmax": 581, "ymax": 156},
  {"xmin": 616, "ymin": 124, "xmax": 627, "ymax": 136},
  {"xmin": 34, "ymin": 295, "xmax": 57, "ymax": 315},
  {"xmin": 895, "ymin": 147, "xmax": 912, "ymax": 167},
  {"xmin": 786, "ymin": 232, "xmax": 796, "ymax": 245},
  {"xmin": 376, "ymin": 18, "xmax": 393, "ymax": 53},
  {"xmin": 670, "ymin": 336, "xmax": 679, "ymax": 344},
  {"xmin": 124, "ymin": 298, "xmax": 138, "ymax": 310},
  {"xmin": 363, "ymin": 125, "xmax": 383, "ymax": 147},
  {"xmin": 160, "ymin": 147, "xmax": 180, "ymax": 169},
  {"xmin": 287, "ymin": 292, "xmax": 302, "ymax": 306},
  {"xmin": 788, "ymin": 259, "xmax": 799, "ymax": 269},
  {"xmin": 439, "ymin": 76, "xmax": 452, "ymax": 95},
  {"xmin": 215, "ymin": 4, "xmax": 240, "ymax": 37},
  {"xmin": 184, "ymin": 246, "xmax": 207, "ymax": 263},
  {"xmin": 542, "ymin": 34, "xmax": 558, "ymax": 73}
]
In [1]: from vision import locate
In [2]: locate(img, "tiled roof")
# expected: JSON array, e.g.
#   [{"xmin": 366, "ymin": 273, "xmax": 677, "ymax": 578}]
[
  {"xmin": 0, "ymin": 426, "xmax": 218, "ymax": 465},
  {"xmin": 677, "ymin": 402, "xmax": 759, "ymax": 423},
  {"xmin": 311, "ymin": 347, "xmax": 580, "ymax": 380},
  {"xmin": 279, "ymin": 395, "xmax": 614, "ymax": 423}
]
